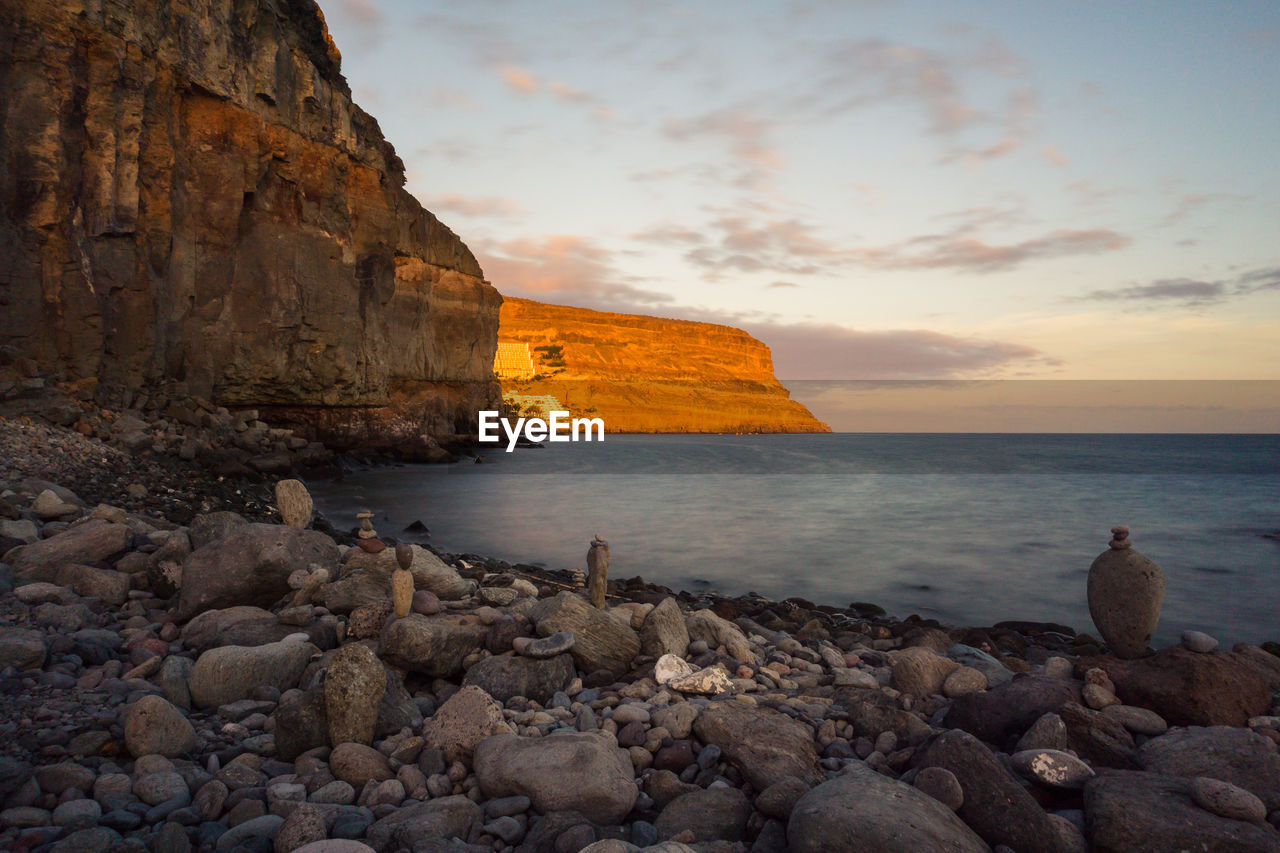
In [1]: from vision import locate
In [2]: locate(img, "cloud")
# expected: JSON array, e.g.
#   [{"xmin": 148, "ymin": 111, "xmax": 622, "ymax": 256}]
[
  {"xmin": 473, "ymin": 234, "xmax": 674, "ymax": 311},
  {"xmin": 661, "ymin": 108, "xmax": 784, "ymax": 187},
  {"xmin": 637, "ymin": 215, "xmax": 849, "ymax": 278},
  {"xmin": 1160, "ymin": 193, "xmax": 1245, "ymax": 227},
  {"xmin": 1042, "ymin": 144, "xmax": 1068, "ymax": 166},
  {"xmin": 856, "ymin": 228, "xmax": 1129, "ymax": 273},
  {"xmin": 767, "ymin": 281, "xmax": 800, "ymax": 289},
  {"xmin": 739, "ymin": 321, "xmax": 1053, "ymax": 379},
  {"xmin": 421, "ymin": 193, "xmax": 526, "ymax": 220},
  {"xmin": 500, "ymin": 66, "xmax": 539, "ymax": 94},
  {"xmin": 1078, "ymin": 267, "xmax": 1280, "ymax": 307}
]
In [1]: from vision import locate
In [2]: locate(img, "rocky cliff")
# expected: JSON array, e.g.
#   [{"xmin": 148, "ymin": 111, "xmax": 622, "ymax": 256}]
[
  {"xmin": 497, "ymin": 298, "xmax": 829, "ymax": 433},
  {"xmin": 0, "ymin": 0, "xmax": 501, "ymax": 454}
]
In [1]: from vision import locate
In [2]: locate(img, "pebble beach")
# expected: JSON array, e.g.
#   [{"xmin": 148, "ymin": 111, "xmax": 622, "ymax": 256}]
[{"xmin": 2, "ymin": 414, "xmax": 1280, "ymax": 853}]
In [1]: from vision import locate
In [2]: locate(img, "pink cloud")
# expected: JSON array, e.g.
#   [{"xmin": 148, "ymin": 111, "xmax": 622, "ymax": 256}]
[{"xmin": 500, "ymin": 66, "xmax": 539, "ymax": 94}]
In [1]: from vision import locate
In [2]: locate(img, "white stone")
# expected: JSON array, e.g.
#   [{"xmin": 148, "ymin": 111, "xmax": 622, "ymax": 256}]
[{"xmin": 654, "ymin": 653, "xmax": 695, "ymax": 685}]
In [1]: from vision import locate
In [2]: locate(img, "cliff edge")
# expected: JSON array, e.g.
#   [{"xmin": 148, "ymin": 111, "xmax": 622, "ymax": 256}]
[
  {"xmin": 497, "ymin": 298, "xmax": 829, "ymax": 433},
  {"xmin": 0, "ymin": 0, "xmax": 501, "ymax": 453}
]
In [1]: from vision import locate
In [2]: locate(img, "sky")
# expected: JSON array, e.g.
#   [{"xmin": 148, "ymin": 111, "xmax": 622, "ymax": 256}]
[{"xmin": 320, "ymin": 0, "xmax": 1280, "ymax": 384}]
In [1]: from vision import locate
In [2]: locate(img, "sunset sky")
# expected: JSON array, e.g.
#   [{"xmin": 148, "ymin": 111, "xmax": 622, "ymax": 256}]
[{"xmin": 322, "ymin": 1, "xmax": 1280, "ymax": 382}]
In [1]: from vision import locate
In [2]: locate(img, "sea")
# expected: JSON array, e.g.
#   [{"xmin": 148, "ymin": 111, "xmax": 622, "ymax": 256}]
[{"xmin": 307, "ymin": 434, "xmax": 1280, "ymax": 647}]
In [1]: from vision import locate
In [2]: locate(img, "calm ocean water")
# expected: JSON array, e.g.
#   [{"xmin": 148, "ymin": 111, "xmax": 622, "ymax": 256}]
[{"xmin": 308, "ymin": 434, "xmax": 1280, "ymax": 646}]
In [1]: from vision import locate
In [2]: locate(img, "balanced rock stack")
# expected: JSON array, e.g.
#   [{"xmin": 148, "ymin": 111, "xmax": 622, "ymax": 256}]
[
  {"xmin": 1087, "ymin": 525, "xmax": 1165, "ymax": 659},
  {"xmin": 1, "ymin": 425, "xmax": 1279, "ymax": 853},
  {"xmin": 587, "ymin": 535, "xmax": 610, "ymax": 610}
]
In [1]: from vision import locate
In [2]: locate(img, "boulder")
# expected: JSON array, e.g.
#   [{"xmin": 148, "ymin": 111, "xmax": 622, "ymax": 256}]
[
  {"xmin": 274, "ymin": 479, "xmax": 313, "ymax": 529},
  {"xmin": 329, "ymin": 743, "xmax": 392, "ymax": 789},
  {"xmin": 182, "ymin": 606, "xmax": 298, "ymax": 652},
  {"xmin": 890, "ymin": 646, "xmax": 961, "ymax": 697},
  {"xmin": 8, "ymin": 519, "xmax": 129, "ymax": 579},
  {"xmin": 640, "ymin": 597, "xmax": 689, "ymax": 659},
  {"xmin": 1011, "ymin": 749, "xmax": 1096, "ymax": 790},
  {"xmin": 52, "ymin": 565, "xmax": 130, "ymax": 606},
  {"xmin": 788, "ymin": 762, "xmax": 990, "ymax": 853},
  {"xmin": 0, "ymin": 627, "xmax": 47, "ymax": 670},
  {"xmin": 320, "ymin": 545, "xmax": 471, "ymax": 613},
  {"xmin": 189, "ymin": 640, "xmax": 314, "ymax": 708},
  {"xmin": 943, "ymin": 675, "xmax": 1082, "ymax": 748},
  {"xmin": 188, "ymin": 512, "xmax": 250, "ymax": 549},
  {"xmin": 176, "ymin": 524, "xmax": 339, "ymax": 619},
  {"xmin": 685, "ymin": 609, "xmax": 752, "ymax": 662},
  {"xmin": 1059, "ymin": 702, "xmax": 1139, "ymax": 769},
  {"xmin": 123, "ymin": 695, "xmax": 196, "ymax": 758},
  {"xmin": 915, "ymin": 729, "xmax": 1075, "ymax": 853},
  {"xmin": 1087, "ymin": 533, "xmax": 1165, "ymax": 659},
  {"xmin": 1138, "ymin": 726, "xmax": 1280, "ymax": 811},
  {"xmin": 473, "ymin": 732, "xmax": 637, "ymax": 824},
  {"xmin": 421, "ymin": 685, "xmax": 508, "ymax": 764},
  {"xmin": 1085, "ymin": 647, "xmax": 1272, "ymax": 727},
  {"xmin": 655, "ymin": 787, "xmax": 750, "ymax": 842},
  {"xmin": 273, "ymin": 688, "xmax": 329, "ymax": 762},
  {"xmin": 378, "ymin": 614, "xmax": 487, "ymax": 678},
  {"xmin": 834, "ymin": 687, "xmax": 934, "ymax": 745},
  {"xmin": 528, "ymin": 592, "xmax": 639, "ymax": 677},
  {"xmin": 461, "ymin": 653, "xmax": 574, "ymax": 705},
  {"xmin": 1084, "ymin": 769, "xmax": 1280, "ymax": 852},
  {"xmin": 324, "ymin": 643, "xmax": 386, "ymax": 746},
  {"xmin": 364, "ymin": 796, "xmax": 481, "ymax": 851},
  {"xmin": 692, "ymin": 701, "xmax": 822, "ymax": 789}
]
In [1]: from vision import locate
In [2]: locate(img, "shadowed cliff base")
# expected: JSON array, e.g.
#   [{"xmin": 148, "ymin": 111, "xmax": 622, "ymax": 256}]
[{"xmin": 495, "ymin": 298, "xmax": 830, "ymax": 433}]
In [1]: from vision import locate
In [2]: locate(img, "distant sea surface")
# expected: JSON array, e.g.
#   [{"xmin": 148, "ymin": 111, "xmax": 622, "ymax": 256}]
[{"xmin": 308, "ymin": 434, "xmax": 1280, "ymax": 646}]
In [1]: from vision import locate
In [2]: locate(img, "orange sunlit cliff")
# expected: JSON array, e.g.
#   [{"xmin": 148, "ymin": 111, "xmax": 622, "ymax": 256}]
[{"xmin": 496, "ymin": 298, "xmax": 830, "ymax": 433}]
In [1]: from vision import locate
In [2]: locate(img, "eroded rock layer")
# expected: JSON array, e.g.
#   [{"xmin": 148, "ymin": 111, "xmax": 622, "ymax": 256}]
[
  {"xmin": 0, "ymin": 0, "xmax": 500, "ymax": 448},
  {"xmin": 497, "ymin": 297, "xmax": 830, "ymax": 433}
]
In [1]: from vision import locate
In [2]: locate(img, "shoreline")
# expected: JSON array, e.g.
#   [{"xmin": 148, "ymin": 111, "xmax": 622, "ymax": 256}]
[{"xmin": 1, "ymin": 416, "xmax": 1279, "ymax": 851}]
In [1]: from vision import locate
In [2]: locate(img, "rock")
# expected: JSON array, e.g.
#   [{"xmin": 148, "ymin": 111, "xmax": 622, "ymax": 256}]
[
  {"xmin": 183, "ymin": 605, "xmax": 300, "ymax": 651},
  {"xmin": 655, "ymin": 787, "xmax": 750, "ymax": 842},
  {"xmin": 391, "ymin": 568, "xmax": 414, "ymax": 619},
  {"xmin": 189, "ymin": 640, "xmax": 314, "ymax": 708},
  {"xmin": 473, "ymin": 732, "xmax": 637, "ymax": 824},
  {"xmin": 51, "ymin": 564, "xmax": 130, "ymax": 606},
  {"xmin": 215, "ymin": 814, "xmax": 285, "ymax": 851},
  {"xmin": 685, "ymin": 609, "xmax": 752, "ymax": 662},
  {"xmin": 325, "ymin": 642, "xmax": 386, "ymax": 746},
  {"xmin": 515, "ymin": 629, "xmax": 575, "ymax": 659},
  {"xmin": 943, "ymin": 665, "xmax": 988, "ymax": 697},
  {"xmin": 275, "ymin": 480, "xmax": 314, "ymax": 529},
  {"xmin": 651, "ymin": 703, "xmax": 700, "ymax": 740},
  {"xmin": 275, "ymin": 802, "xmax": 327, "ymax": 852},
  {"xmin": 834, "ymin": 688, "xmax": 934, "ymax": 745},
  {"xmin": 346, "ymin": 600, "xmax": 393, "ymax": 640},
  {"xmin": 0, "ymin": 626, "xmax": 47, "ymax": 670},
  {"xmin": 949, "ymin": 643, "xmax": 1015, "ymax": 687},
  {"xmin": 915, "ymin": 729, "xmax": 1074, "ymax": 853},
  {"xmin": 529, "ymin": 592, "xmax": 640, "ymax": 677},
  {"xmin": 1084, "ymin": 769, "xmax": 1280, "ymax": 852},
  {"xmin": 477, "ymin": 586, "xmax": 517, "ymax": 607},
  {"xmin": 692, "ymin": 700, "xmax": 822, "ymax": 789},
  {"xmin": 1099, "ymin": 704, "xmax": 1168, "ymax": 736},
  {"xmin": 586, "ymin": 535, "xmax": 610, "ymax": 609},
  {"xmin": 364, "ymin": 796, "xmax": 481, "ymax": 851},
  {"xmin": 913, "ymin": 766, "xmax": 964, "ymax": 811},
  {"xmin": 943, "ymin": 675, "xmax": 1082, "ymax": 747},
  {"xmin": 788, "ymin": 762, "xmax": 990, "ymax": 853},
  {"xmin": 124, "ymin": 695, "xmax": 196, "ymax": 758},
  {"xmin": 133, "ymin": 770, "xmax": 189, "ymax": 805},
  {"xmin": 8, "ymin": 519, "xmax": 129, "ymax": 579},
  {"xmin": 1011, "ymin": 749, "xmax": 1096, "ymax": 789},
  {"xmin": 755, "ymin": 777, "xmax": 810, "ymax": 821},
  {"xmin": 176, "ymin": 524, "xmax": 340, "ymax": 619},
  {"xmin": 653, "ymin": 653, "xmax": 695, "ymax": 684},
  {"xmin": 1087, "ymin": 646, "xmax": 1273, "ymax": 726},
  {"xmin": 1016, "ymin": 712, "xmax": 1071, "ymax": 752},
  {"xmin": 379, "ymin": 614, "xmax": 487, "ymax": 678},
  {"xmin": 1059, "ymin": 702, "xmax": 1139, "ymax": 769},
  {"xmin": 329, "ymin": 742, "xmax": 392, "ymax": 788},
  {"xmin": 640, "ymin": 597, "xmax": 689, "ymax": 659},
  {"xmin": 32, "ymin": 489, "xmax": 79, "ymax": 519},
  {"xmin": 422, "ymin": 685, "xmax": 508, "ymax": 763},
  {"xmin": 1183, "ymin": 630, "xmax": 1220, "ymax": 653},
  {"xmin": 189, "ymin": 512, "xmax": 251, "ymax": 549},
  {"xmin": 292, "ymin": 843, "xmax": 376, "ymax": 853},
  {"xmin": 462, "ymin": 653, "xmax": 575, "ymax": 705},
  {"xmin": 335, "ymin": 545, "xmax": 472, "ymax": 607},
  {"xmin": 273, "ymin": 688, "xmax": 328, "ymax": 761},
  {"xmin": 890, "ymin": 646, "xmax": 961, "ymax": 697},
  {"xmin": 1190, "ymin": 776, "xmax": 1268, "ymax": 823},
  {"xmin": 667, "ymin": 665, "xmax": 734, "ymax": 695},
  {"xmin": 1138, "ymin": 725, "xmax": 1280, "ymax": 810},
  {"xmin": 1087, "ymin": 526, "xmax": 1165, "ymax": 659}
]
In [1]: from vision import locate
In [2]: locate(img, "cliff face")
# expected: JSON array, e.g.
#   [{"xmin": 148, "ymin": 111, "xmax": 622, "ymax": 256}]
[
  {"xmin": 498, "ymin": 298, "xmax": 829, "ymax": 433},
  {"xmin": 0, "ymin": 0, "xmax": 500, "ymax": 450}
]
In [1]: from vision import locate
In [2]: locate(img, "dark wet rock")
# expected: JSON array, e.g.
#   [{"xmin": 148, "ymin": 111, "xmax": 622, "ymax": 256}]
[
  {"xmin": 655, "ymin": 787, "xmax": 750, "ymax": 842},
  {"xmin": 462, "ymin": 653, "xmax": 575, "ymax": 705},
  {"xmin": 1139, "ymin": 725, "xmax": 1280, "ymax": 811},
  {"xmin": 1084, "ymin": 769, "xmax": 1280, "ymax": 853},
  {"xmin": 378, "ymin": 614, "xmax": 487, "ymax": 678},
  {"xmin": 692, "ymin": 700, "xmax": 822, "ymax": 789},
  {"xmin": 1059, "ymin": 702, "xmax": 1139, "ymax": 769},
  {"xmin": 943, "ymin": 675, "xmax": 1082, "ymax": 747},
  {"xmin": 788, "ymin": 762, "xmax": 990, "ymax": 853},
  {"xmin": 528, "ymin": 592, "xmax": 640, "ymax": 677}
]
